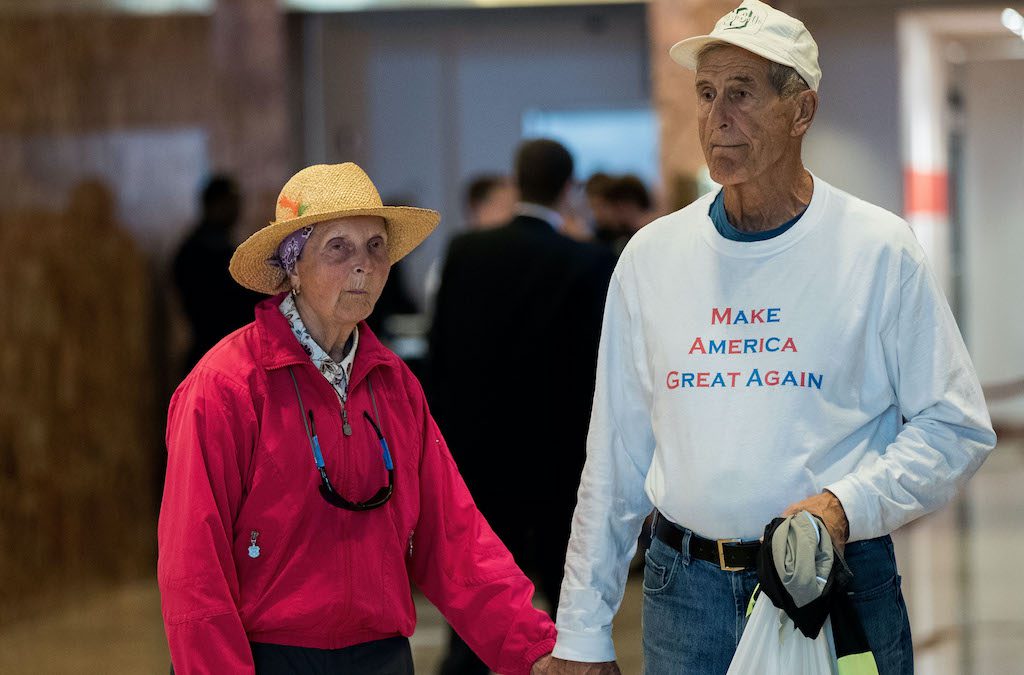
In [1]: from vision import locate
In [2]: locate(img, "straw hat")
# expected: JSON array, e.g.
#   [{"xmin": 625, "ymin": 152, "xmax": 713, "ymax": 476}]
[{"xmin": 230, "ymin": 163, "xmax": 440, "ymax": 294}]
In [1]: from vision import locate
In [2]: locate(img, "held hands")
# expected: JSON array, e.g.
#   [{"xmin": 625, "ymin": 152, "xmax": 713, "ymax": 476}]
[
  {"xmin": 782, "ymin": 490, "xmax": 849, "ymax": 552},
  {"xmin": 539, "ymin": 656, "xmax": 622, "ymax": 674}
]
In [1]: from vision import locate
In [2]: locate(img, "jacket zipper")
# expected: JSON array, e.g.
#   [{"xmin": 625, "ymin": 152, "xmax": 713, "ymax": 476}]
[
  {"xmin": 337, "ymin": 389, "xmax": 352, "ymax": 436},
  {"xmin": 341, "ymin": 402, "xmax": 352, "ymax": 436}
]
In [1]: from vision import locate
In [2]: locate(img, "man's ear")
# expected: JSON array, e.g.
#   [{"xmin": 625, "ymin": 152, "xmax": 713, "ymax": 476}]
[{"xmin": 791, "ymin": 89, "xmax": 818, "ymax": 138}]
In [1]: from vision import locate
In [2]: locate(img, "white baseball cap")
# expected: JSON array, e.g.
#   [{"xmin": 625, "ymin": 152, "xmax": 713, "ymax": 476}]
[{"xmin": 669, "ymin": 0, "xmax": 821, "ymax": 91}]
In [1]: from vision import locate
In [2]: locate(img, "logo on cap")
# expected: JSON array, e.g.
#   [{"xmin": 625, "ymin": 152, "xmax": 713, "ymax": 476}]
[
  {"xmin": 720, "ymin": 4, "xmax": 766, "ymax": 33},
  {"xmin": 722, "ymin": 7, "xmax": 753, "ymax": 29}
]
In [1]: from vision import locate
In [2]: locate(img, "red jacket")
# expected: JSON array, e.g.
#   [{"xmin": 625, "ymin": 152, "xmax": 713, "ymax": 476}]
[{"xmin": 158, "ymin": 294, "xmax": 555, "ymax": 674}]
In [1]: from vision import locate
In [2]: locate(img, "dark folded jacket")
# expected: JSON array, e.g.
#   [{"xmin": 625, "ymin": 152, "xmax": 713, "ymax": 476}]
[{"xmin": 755, "ymin": 517, "xmax": 879, "ymax": 674}]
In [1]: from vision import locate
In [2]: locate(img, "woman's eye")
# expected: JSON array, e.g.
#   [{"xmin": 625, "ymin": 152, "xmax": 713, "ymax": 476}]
[{"xmin": 324, "ymin": 238, "xmax": 354, "ymax": 258}]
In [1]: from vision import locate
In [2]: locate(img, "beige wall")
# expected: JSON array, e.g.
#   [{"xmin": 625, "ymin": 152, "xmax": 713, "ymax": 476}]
[
  {"xmin": 647, "ymin": 0, "xmax": 736, "ymax": 208},
  {"xmin": 0, "ymin": 3, "xmax": 290, "ymax": 620}
]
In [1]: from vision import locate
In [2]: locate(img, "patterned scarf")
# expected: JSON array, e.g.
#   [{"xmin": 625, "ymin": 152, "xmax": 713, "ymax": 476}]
[{"xmin": 278, "ymin": 293, "xmax": 358, "ymax": 401}]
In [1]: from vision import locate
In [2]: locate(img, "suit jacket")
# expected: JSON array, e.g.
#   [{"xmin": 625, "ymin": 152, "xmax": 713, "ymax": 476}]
[{"xmin": 429, "ymin": 215, "xmax": 615, "ymax": 519}]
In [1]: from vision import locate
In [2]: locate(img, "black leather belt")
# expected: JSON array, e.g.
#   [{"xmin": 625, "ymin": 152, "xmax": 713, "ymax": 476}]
[{"xmin": 653, "ymin": 513, "xmax": 760, "ymax": 572}]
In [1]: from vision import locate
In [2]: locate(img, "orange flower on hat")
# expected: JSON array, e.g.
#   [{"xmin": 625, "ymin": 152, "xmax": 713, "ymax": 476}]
[{"xmin": 278, "ymin": 194, "xmax": 301, "ymax": 217}]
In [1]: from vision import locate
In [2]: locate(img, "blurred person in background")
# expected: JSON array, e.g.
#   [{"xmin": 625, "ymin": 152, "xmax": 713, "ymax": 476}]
[
  {"xmin": 430, "ymin": 139, "xmax": 615, "ymax": 675},
  {"xmin": 593, "ymin": 174, "xmax": 654, "ymax": 257},
  {"xmin": 549, "ymin": 1, "xmax": 996, "ymax": 673},
  {"xmin": 605, "ymin": 174, "xmax": 652, "ymax": 245},
  {"xmin": 159, "ymin": 163, "xmax": 554, "ymax": 675},
  {"xmin": 173, "ymin": 174, "xmax": 262, "ymax": 372},
  {"xmin": 555, "ymin": 177, "xmax": 594, "ymax": 244},
  {"xmin": 465, "ymin": 173, "xmax": 519, "ymax": 231},
  {"xmin": 584, "ymin": 172, "xmax": 616, "ymax": 246},
  {"xmin": 424, "ymin": 173, "xmax": 518, "ymax": 313}
]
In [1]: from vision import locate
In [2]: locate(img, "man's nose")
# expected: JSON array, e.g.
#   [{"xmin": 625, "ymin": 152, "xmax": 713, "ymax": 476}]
[{"xmin": 709, "ymin": 97, "xmax": 730, "ymax": 129}]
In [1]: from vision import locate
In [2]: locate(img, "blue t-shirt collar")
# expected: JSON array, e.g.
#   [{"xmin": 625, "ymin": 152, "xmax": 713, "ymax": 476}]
[{"xmin": 709, "ymin": 189, "xmax": 806, "ymax": 242}]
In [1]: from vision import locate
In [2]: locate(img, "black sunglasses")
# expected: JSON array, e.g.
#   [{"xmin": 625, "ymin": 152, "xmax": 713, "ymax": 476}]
[{"xmin": 289, "ymin": 368, "xmax": 394, "ymax": 511}]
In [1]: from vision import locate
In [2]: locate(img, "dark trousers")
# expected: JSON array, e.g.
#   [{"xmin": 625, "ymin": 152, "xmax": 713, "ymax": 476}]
[{"xmin": 172, "ymin": 636, "xmax": 413, "ymax": 675}]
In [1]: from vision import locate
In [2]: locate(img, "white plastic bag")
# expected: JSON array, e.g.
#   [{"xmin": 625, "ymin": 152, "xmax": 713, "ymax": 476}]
[{"xmin": 726, "ymin": 592, "xmax": 837, "ymax": 675}]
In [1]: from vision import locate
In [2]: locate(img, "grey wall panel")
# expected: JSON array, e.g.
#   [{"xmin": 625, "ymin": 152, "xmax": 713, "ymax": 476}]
[{"xmin": 310, "ymin": 5, "xmax": 649, "ymax": 306}]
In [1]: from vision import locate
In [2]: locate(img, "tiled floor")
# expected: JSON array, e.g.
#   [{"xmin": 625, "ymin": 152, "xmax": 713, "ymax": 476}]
[{"xmin": 0, "ymin": 438, "xmax": 1019, "ymax": 674}]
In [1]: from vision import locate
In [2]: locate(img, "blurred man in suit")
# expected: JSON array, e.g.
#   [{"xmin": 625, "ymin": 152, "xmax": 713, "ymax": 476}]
[
  {"xmin": 424, "ymin": 174, "xmax": 518, "ymax": 315},
  {"xmin": 431, "ymin": 139, "xmax": 615, "ymax": 675}
]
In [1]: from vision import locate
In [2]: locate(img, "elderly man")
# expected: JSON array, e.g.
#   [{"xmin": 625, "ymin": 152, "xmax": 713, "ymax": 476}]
[{"xmin": 547, "ymin": 2, "xmax": 996, "ymax": 674}]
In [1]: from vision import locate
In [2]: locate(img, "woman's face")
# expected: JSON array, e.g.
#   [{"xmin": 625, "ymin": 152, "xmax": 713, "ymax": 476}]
[{"xmin": 290, "ymin": 215, "xmax": 390, "ymax": 329}]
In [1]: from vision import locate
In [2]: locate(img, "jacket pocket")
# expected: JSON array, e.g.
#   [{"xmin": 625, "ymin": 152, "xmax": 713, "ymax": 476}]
[
  {"xmin": 233, "ymin": 457, "xmax": 298, "ymax": 627},
  {"xmin": 382, "ymin": 528, "xmax": 416, "ymax": 633}
]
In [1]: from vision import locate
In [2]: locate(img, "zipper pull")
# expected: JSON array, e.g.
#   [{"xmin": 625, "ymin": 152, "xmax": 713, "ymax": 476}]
[
  {"xmin": 407, "ymin": 531, "xmax": 415, "ymax": 558},
  {"xmin": 248, "ymin": 530, "xmax": 261, "ymax": 559},
  {"xmin": 341, "ymin": 405, "xmax": 352, "ymax": 437}
]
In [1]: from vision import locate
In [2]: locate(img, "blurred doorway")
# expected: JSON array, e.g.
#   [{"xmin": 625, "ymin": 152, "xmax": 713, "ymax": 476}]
[{"xmin": 956, "ymin": 51, "xmax": 1024, "ymax": 427}]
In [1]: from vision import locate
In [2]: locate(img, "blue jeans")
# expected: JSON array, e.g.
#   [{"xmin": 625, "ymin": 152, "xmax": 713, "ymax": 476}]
[{"xmin": 641, "ymin": 527, "xmax": 913, "ymax": 675}]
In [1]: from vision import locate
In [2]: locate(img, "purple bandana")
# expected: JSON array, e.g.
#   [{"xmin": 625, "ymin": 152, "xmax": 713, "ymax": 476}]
[{"xmin": 268, "ymin": 225, "xmax": 314, "ymax": 274}]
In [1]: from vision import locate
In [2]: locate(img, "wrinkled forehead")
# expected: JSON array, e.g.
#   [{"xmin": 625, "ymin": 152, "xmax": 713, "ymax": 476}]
[
  {"xmin": 695, "ymin": 43, "xmax": 772, "ymax": 82},
  {"xmin": 310, "ymin": 215, "xmax": 388, "ymax": 243}
]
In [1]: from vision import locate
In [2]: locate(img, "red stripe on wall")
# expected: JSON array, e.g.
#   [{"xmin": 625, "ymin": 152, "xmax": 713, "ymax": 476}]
[{"xmin": 904, "ymin": 169, "xmax": 949, "ymax": 216}]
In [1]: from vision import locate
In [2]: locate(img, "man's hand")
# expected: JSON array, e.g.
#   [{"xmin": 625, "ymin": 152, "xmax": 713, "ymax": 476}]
[
  {"xmin": 544, "ymin": 656, "xmax": 622, "ymax": 674},
  {"xmin": 531, "ymin": 654, "xmax": 552, "ymax": 674},
  {"xmin": 782, "ymin": 490, "xmax": 849, "ymax": 552}
]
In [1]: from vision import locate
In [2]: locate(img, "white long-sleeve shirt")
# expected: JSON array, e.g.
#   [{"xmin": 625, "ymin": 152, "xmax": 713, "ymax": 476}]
[{"xmin": 553, "ymin": 176, "xmax": 996, "ymax": 662}]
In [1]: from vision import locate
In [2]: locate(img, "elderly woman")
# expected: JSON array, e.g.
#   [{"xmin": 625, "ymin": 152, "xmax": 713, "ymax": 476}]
[{"xmin": 158, "ymin": 164, "xmax": 555, "ymax": 674}]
